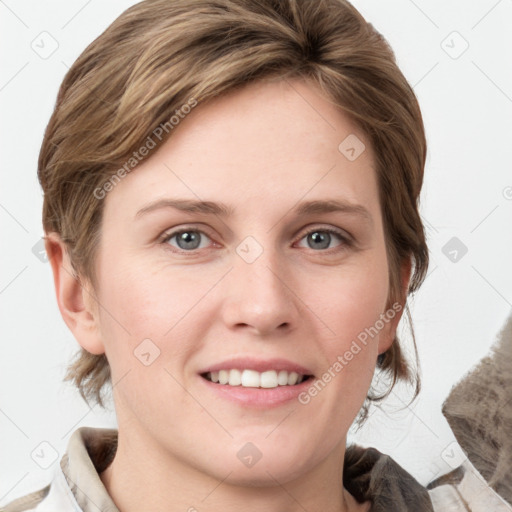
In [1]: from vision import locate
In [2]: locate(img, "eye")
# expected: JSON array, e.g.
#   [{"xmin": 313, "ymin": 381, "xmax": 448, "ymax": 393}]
[
  {"xmin": 159, "ymin": 225, "xmax": 351, "ymax": 254},
  {"xmin": 296, "ymin": 227, "xmax": 350, "ymax": 251},
  {"xmin": 161, "ymin": 228, "xmax": 213, "ymax": 251}
]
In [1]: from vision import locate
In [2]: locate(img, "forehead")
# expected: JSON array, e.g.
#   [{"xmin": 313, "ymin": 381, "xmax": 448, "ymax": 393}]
[{"xmin": 103, "ymin": 78, "xmax": 379, "ymax": 222}]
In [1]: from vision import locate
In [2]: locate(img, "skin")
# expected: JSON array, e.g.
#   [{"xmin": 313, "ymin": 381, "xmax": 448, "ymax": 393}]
[{"xmin": 47, "ymin": 77, "xmax": 410, "ymax": 512}]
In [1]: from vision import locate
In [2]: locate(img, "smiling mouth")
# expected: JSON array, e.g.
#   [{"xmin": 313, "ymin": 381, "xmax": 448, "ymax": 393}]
[{"xmin": 201, "ymin": 369, "xmax": 314, "ymax": 388}]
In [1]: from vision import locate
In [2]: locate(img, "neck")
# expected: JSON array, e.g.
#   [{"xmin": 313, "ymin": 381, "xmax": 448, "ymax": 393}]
[{"xmin": 99, "ymin": 426, "xmax": 368, "ymax": 512}]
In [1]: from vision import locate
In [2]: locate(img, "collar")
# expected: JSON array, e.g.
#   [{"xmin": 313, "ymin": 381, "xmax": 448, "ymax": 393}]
[
  {"xmin": 427, "ymin": 458, "xmax": 512, "ymax": 511},
  {"xmin": 59, "ymin": 427, "xmax": 119, "ymax": 512},
  {"xmin": 56, "ymin": 427, "xmax": 432, "ymax": 511}
]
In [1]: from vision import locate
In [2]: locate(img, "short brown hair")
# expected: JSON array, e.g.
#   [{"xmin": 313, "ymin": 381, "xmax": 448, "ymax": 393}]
[{"xmin": 39, "ymin": 0, "xmax": 429, "ymax": 417}]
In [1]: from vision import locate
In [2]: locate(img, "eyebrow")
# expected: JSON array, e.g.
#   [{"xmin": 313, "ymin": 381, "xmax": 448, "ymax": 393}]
[
  {"xmin": 295, "ymin": 199, "xmax": 372, "ymax": 225},
  {"xmin": 135, "ymin": 198, "xmax": 373, "ymax": 225},
  {"xmin": 136, "ymin": 199, "xmax": 234, "ymax": 218}
]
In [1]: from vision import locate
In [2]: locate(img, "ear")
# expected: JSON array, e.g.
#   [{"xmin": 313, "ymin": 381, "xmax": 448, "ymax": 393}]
[
  {"xmin": 45, "ymin": 232, "xmax": 105, "ymax": 355},
  {"xmin": 377, "ymin": 257, "xmax": 412, "ymax": 354}
]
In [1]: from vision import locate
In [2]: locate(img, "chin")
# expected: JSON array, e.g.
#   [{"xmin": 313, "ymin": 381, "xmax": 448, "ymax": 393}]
[
  {"xmin": 217, "ymin": 460, "xmax": 311, "ymax": 488},
  {"xmin": 198, "ymin": 441, "xmax": 321, "ymax": 488}
]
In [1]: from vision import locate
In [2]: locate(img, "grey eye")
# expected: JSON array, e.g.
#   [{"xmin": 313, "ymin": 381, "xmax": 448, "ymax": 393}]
[
  {"xmin": 177, "ymin": 231, "xmax": 201, "ymax": 250},
  {"xmin": 306, "ymin": 231, "xmax": 332, "ymax": 250},
  {"xmin": 166, "ymin": 230, "xmax": 210, "ymax": 251}
]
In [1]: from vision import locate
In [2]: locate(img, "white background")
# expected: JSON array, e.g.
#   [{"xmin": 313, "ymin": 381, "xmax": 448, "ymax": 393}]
[{"xmin": 1, "ymin": 0, "xmax": 511, "ymax": 504}]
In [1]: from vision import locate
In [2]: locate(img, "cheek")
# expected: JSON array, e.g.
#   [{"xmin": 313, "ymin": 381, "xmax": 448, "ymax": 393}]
[
  {"xmin": 94, "ymin": 259, "xmax": 225, "ymax": 367},
  {"xmin": 305, "ymin": 251, "xmax": 390, "ymax": 342},
  {"xmin": 93, "ymin": 267, "xmax": 208, "ymax": 414},
  {"xmin": 304, "ymin": 250, "xmax": 390, "ymax": 394}
]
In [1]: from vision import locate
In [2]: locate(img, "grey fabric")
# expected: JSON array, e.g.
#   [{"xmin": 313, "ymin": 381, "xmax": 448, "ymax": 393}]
[
  {"xmin": 344, "ymin": 445, "xmax": 434, "ymax": 510},
  {"xmin": 442, "ymin": 311, "xmax": 512, "ymax": 505},
  {"xmin": 427, "ymin": 459, "xmax": 512, "ymax": 511}
]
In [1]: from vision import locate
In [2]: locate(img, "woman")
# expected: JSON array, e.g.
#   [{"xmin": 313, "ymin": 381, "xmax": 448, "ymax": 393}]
[{"xmin": 2, "ymin": 0, "xmax": 502, "ymax": 510}]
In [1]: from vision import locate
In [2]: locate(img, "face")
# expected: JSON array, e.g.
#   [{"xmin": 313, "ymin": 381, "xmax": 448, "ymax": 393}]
[{"xmin": 84, "ymin": 78, "xmax": 401, "ymax": 485}]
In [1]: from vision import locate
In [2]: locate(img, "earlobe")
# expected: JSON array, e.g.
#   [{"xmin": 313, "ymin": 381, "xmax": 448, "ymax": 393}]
[
  {"xmin": 377, "ymin": 257, "xmax": 412, "ymax": 354},
  {"xmin": 45, "ymin": 233, "xmax": 105, "ymax": 355}
]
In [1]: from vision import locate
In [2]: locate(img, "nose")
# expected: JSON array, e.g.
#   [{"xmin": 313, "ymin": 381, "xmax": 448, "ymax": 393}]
[{"xmin": 220, "ymin": 246, "xmax": 300, "ymax": 337}]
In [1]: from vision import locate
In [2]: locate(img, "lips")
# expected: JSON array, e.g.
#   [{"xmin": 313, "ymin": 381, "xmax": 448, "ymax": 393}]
[{"xmin": 198, "ymin": 357, "xmax": 313, "ymax": 376}]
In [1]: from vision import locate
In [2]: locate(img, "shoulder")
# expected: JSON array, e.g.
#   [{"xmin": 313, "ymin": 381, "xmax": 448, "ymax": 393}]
[
  {"xmin": 0, "ymin": 486, "xmax": 50, "ymax": 512},
  {"xmin": 427, "ymin": 458, "xmax": 512, "ymax": 511},
  {"xmin": 344, "ymin": 444, "xmax": 435, "ymax": 511},
  {"xmin": 0, "ymin": 464, "xmax": 80, "ymax": 512},
  {"xmin": 430, "ymin": 311, "xmax": 512, "ymax": 511},
  {"xmin": 0, "ymin": 426, "xmax": 119, "ymax": 512}
]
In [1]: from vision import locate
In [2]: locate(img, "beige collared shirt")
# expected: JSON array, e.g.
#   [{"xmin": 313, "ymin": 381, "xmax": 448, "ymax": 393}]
[
  {"xmin": 1, "ymin": 428, "xmax": 119, "ymax": 512},
  {"xmin": 1, "ymin": 426, "xmax": 510, "ymax": 511}
]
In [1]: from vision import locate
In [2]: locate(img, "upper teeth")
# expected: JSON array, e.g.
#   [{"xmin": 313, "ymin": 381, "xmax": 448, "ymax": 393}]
[{"xmin": 206, "ymin": 369, "xmax": 306, "ymax": 388}]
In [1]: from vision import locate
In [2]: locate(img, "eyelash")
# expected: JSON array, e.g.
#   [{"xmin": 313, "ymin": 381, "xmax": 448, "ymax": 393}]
[{"xmin": 159, "ymin": 225, "xmax": 353, "ymax": 255}]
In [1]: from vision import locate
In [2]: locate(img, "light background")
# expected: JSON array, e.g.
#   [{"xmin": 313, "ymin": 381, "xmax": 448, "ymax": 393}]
[{"xmin": 1, "ymin": 0, "xmax": 511, "ymax": 504}]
